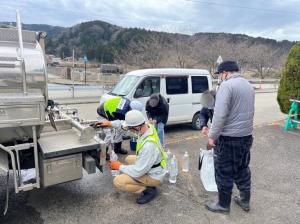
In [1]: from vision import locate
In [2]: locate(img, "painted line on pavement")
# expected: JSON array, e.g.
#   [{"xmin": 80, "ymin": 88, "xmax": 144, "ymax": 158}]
[{"xmin": 166, "ymin": 120, "xmax": 284, "ymax": 146}]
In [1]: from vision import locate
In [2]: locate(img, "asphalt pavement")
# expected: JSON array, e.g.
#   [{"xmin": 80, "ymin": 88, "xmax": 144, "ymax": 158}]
[
  {"xmin": 0, "ymin": 123, "xmax": 299, "ymax": 224},
  {"xmin": 0, "ymin": 89, "xmax": 298, "ymax": 224}
]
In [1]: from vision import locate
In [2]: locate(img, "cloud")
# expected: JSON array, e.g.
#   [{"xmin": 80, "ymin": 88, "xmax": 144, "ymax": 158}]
[{"xmin": 0, "ymin": 0, "xmax": 299, "ymax": 40}]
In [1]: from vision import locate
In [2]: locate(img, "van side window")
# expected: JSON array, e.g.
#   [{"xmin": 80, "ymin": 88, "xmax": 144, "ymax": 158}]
[
  {"xmin": 191, "ymin": 76, "xmax": 209, "ymax": 93},
  {"xmin": 166, "ymin": 76, "xmax": 188, "ymax": 94},
  {"xmin": 134, "ymin": 77, "xmax": 160, "ymax": 98}
]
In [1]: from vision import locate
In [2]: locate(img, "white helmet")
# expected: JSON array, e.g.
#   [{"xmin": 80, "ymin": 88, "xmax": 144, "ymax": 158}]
[
  {"xmin": 125, "ymin": 110, "xmax": 145, "ymax": 127},
  {"xmin": 130, "ymin": 100, "xmax": 143, "ymax": 111}
]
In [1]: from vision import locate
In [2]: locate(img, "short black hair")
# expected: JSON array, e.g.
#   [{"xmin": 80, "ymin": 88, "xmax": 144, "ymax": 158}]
[{"xmin": 215, "ymin": 61, "xmax": 239, "ymax": 74}]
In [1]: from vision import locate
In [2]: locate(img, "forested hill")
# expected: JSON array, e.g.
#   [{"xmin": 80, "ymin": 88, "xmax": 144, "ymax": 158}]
[{"xmin": 2, "ymin": 20, "xmax": 296, "ymax": 76}]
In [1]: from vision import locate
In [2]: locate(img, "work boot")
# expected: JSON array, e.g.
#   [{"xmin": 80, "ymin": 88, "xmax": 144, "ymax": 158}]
[
  {"xmin": 113, "ymin": 142, "xmax": 128, "ymax": 155},
  {"xmin": 136, "ymin": 187, "xmax": 157, "ymax": 204},
  {"xmin": 234, "ymin": 191, "xmax": 250, "ymax": 212},
  {"xmin": 205, "ymin": 193, "xmax": 231, "ymax": 214}
]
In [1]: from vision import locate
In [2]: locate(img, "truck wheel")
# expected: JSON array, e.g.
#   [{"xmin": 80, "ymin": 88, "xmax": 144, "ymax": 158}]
[{"xmin": 192, "ymin": 113, "xmax": 201, "ymax": 130}]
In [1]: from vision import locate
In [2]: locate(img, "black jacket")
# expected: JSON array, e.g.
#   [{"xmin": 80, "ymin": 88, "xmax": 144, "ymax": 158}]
[{"xmin": 146, "ymin": 94, "xmax": 169, "ymax": 124}]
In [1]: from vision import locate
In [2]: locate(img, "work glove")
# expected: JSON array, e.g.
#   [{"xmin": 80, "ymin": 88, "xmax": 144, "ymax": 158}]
[
  {"xmin": 109, "ymin": 160, "xmax": 122, "ymax": 170},
  {"xmin": 91, "ymin": 120, "xmax": 112, "ymax": 128}
]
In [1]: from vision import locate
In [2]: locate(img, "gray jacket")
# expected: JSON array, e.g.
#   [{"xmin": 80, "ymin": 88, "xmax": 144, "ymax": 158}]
[{"xmin": 208, "ymin": 73, "xmax": 255, "ymax": 140}]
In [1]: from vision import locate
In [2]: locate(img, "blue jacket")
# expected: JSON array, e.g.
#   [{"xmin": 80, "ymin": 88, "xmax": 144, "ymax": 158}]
[{"xmin": 199, "ymin": 107, "xmax": 214, "ymax": 129}]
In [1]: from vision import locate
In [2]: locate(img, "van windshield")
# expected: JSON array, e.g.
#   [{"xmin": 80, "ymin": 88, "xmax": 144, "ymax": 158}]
[{"xmin": 110, "ymin": 75, "xmax": 140, "ymax": 96}]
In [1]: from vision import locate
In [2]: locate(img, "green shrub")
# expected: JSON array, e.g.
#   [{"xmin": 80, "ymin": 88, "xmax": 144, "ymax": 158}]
[{"xmin": 277, "ymin": 43, "xmax": 300, "ymax": 113}]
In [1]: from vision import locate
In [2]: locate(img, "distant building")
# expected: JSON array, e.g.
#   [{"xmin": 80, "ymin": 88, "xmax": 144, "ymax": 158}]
[
  {"xmin": 63, "ymin": 57, "xmax": 73, "ymax": 62},
  {"xmin": 100, "ymin": 64, "xmax": 123, "ymax": 74},
  {"xmin": 45, "ymin": 54, "xmax": 55, "ymax": 66},
  {"xmin": 51, "ymin": 57, "xmax": 62, "ymax": 66}
]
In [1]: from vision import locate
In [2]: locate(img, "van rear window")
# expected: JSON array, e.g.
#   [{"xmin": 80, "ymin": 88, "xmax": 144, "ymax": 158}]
[
  {"xmin": 191, "ymin": 76, "xmax": 208, "ymax": 93},
  {"xmin": 166, "ymin": 77, "xmax": 188, "ymax": 94}
]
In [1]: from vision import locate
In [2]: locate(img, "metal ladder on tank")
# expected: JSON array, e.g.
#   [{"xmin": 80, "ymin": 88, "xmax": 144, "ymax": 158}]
[
  {"xmin": 0, "ymin": 126, "xmax": 40, "ymax": 214},
  {"xmin": 284, "ymin": 99, "xmax": 299, "ymax": 131}
]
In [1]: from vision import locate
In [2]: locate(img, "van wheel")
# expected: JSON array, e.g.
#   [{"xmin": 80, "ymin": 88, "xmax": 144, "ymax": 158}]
[{"xmin": 192, "ymin": 113, "xmax": 201, "ymax": 130}]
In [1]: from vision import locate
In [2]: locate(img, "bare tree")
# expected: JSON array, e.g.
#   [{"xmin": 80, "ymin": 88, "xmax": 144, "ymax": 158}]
[
  {"xmin": 116, "ymin": 31, "xmax": 290, "ymax": 75},
  {"xmin": 195, "ymin": 37, "xmax": 227, "ymax": 76},
  {"xmin": 247, "ymin": 45, "xmax": 278, "ymax": 79},
  {"xmin": 172, "ymin": 35, "xmax": 195, "ymax": 68},
  {"xmin": 226, "ymin": 42, "xmax": 249, "ymax": 73},
  {"xmin": 121, "ymin": 33, "xmax": 165, "ymax": 68}
]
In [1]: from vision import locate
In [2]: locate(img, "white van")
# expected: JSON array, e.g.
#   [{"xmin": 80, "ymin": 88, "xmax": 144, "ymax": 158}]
[{"xmin": 100, "ymin": 68, "xmax": 212, "ymax": 129}]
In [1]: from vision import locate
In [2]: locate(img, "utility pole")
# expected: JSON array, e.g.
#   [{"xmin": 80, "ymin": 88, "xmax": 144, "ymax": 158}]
[
  {"xmin": 83, "ymin": 55, "xmax": 88, "ymax": 85},
  {"xmin": 71, "ymin": 49, "xmax": 75, "ymax": 98},
  {"xmin": 84, "ymin": 60, "xmax": 86, "ymax": 85}
]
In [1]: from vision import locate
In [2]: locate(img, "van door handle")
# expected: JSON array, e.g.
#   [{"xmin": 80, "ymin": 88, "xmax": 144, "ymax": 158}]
[{"xmin": 167, "ymin": 98, "xmax": 170, "ymax": 103}]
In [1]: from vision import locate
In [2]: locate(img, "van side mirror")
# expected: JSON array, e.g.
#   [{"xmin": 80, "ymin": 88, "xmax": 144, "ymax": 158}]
[{"xmin": 134, "ymin": 89, "xmax": 143, "ymax": 98}]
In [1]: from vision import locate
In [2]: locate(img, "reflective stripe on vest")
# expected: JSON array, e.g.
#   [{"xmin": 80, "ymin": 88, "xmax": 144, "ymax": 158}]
[
  {"xmin": 104, "ymin": 96, "xmax": 129, "ymax": 118},
  {"xmin": 136, "ymin": 125, "xmax": 167, "ymax": 168}
]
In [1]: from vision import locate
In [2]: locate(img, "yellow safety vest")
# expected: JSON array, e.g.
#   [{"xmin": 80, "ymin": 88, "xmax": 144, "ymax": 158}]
[
  {"xmin": 136, "ymin": 125, "xmax": 167, "ymax": 168},
  {"xmin": 104, "ymin": 96, "xmax": 128, "ymax": 118}
]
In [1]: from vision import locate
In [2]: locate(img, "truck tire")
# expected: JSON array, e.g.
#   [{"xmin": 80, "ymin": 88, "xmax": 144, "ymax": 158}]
[{"xmin": 192, "ymin": 113, "xmax": 201, "ymax": 130}]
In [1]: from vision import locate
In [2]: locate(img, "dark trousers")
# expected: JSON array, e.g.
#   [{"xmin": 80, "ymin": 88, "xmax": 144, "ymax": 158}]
[{"xmin": 214, "ymin": 135, "xmax": 253, "ymax": 197}]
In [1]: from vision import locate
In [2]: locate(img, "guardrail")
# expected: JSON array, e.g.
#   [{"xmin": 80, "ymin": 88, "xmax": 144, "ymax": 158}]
[
  {"xmin": 212, "ymin": 79, "xmax": 279, "ymax": 90},
  {"xmin": 212, "ymin": 79, "xmax": 279, "ymax": 84}
]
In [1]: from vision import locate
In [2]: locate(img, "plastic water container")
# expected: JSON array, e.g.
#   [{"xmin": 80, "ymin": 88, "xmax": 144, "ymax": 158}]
[
  {"xmin": 110, "ymin": 150, "xmax": 120, "ymax": 176},
  {"xmin": 182, "ymin": 151, "xmax": 189, "ymax": 172},
  {"xmin": 130, "ymin": 138, "xmax": 137, "ymax": 151},
  {"xmin": 166, "ymin": 149, "xmax": 172, "ymax": 173},
  {"xmin": 169, "ymin": 155, "xmax": 178, "ymax": 184}
]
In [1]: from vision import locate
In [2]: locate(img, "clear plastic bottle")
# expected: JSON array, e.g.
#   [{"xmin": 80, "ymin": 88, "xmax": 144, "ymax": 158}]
[
  {"xmin": 169, "ymin": 155, "xmax": 178, "ymax": 184},
  {"xmin": 166, "ymin": 149, "xmax": 172, "ymax": 173},
  {"xmin": 110, "ymin": 150, "xmax": 120, "ymax": 176},
  {"xmin": 182, "ymin": 151, "xmax": 189, "ymax": 172}
]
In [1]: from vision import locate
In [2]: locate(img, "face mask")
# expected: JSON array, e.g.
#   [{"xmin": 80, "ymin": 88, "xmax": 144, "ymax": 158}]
[
  {"xmin": 129, "ymin": 131, "xmax": 139, "ymax": 139},
  {"xmin": 129, "ymin": 126, "xmax": 142, "ymax": 139}
]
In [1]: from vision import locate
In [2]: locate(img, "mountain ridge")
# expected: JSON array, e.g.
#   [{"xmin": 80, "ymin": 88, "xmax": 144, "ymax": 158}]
[{"xmin": 1, "ymin": 20, "xmax": 296, "ymax": 77}]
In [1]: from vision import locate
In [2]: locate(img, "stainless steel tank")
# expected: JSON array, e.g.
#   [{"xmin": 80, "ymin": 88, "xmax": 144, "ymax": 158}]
[
  {"xmin": 0, "ymin": 28, "xmax": 47, "ymax": 97},
  {"xmin": 0, "ymin": 27, "xmax": 47, "ymax": 143}
]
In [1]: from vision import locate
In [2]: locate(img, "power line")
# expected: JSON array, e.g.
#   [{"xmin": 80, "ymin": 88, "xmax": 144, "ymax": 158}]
[{"xmin": 185, "ymin": 0, "xmax": 299, "ymax": 15}]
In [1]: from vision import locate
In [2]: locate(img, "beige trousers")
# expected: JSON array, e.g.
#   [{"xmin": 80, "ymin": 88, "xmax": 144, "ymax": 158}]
[{"xmin": 113, "ymin": 155, "xmax": 161, "ymax": 194}]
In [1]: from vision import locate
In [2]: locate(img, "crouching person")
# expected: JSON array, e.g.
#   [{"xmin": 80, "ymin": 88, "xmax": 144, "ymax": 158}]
[{"xmin": 109, "ymin": 110, "xmax": 167, "ymax": 204}]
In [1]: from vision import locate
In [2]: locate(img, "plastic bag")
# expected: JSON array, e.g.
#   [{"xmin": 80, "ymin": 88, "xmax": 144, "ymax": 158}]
[{"xmin": 199, "ymin": 149, "xmax": 218, "ymax": 192}]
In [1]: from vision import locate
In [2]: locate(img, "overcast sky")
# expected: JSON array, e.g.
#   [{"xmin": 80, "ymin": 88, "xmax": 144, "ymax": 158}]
[{"xmin": 1, "ymin": 0, "xmax": 300, "ymax": 41}]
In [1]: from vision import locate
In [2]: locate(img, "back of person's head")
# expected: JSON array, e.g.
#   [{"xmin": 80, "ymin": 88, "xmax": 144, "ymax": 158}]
[
  {"xmin": 148, "ymin": 93, "xmax": 160, "ymax": 107},
  {"xmin": 215, "ymin": 60, "xmax": 239, "ymax": 74}
]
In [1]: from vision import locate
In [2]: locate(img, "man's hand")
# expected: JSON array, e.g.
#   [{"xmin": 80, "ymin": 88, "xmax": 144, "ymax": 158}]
[
  {"xmin": 208, "ymin": 138, "xmax": 216, "ymax": 148},
  {"xmin": 149, "ymin": 119, "xmax": 157, "ymax": 125},
  {"xmin": 202, "ymin": 126, "xmax": 209, "ymax": 136},
  {"xmin": 109, "ymin": 160, "xmax": 122, "ymax": 170},
  {"xmin": 91, "ymin": 120, "xmax": 112, "ymax": 128}
]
